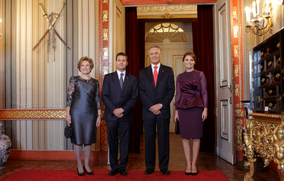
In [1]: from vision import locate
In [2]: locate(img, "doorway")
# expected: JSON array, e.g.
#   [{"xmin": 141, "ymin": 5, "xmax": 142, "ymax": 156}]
[{"xmin": 124, "ymin": 6, "xmax": 216, "ymax": 154}]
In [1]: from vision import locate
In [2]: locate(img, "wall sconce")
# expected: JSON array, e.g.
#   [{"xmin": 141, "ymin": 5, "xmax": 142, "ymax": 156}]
[
  {"xmin": 277, "ymin": 0, "xmax": 284, "ymax": 5},
  {"xmin": 245, "ymin": 0, "xmax": 273, "ymax": 36}
]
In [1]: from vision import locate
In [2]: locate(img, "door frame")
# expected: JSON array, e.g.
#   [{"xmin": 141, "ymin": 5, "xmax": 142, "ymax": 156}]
[{"xmin": 213, "ymin": 0, "xmax": 235, "ymax": 164}]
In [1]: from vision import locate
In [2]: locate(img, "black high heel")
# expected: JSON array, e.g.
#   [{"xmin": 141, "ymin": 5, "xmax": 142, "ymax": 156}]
[
  {"xmin": 185, "ymin": 171, "xmax": 192, "ymax": 175},
  {"xmin": 77, "ymin": 168, "xmax": 85, "ymax": 176},
  {"xmin": 83, "ymin": 166, "xmax": 94, "ymax": 175},
  {"xmin": 185, "ymin": 164, "xmax": 192, "ymax": 175},
  {"xmin": 192, "ymin": 165, "xmax": 198, "ymax": 176}
]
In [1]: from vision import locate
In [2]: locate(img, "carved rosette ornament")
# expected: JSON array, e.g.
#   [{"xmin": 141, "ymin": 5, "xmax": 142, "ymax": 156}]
[{"xmin": 243, "ymin": 113, "xmax": 284, "ymax": 181}]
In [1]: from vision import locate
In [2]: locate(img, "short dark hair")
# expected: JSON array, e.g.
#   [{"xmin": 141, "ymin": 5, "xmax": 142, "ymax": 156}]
[
  {"xmin": 182, "ymin": 51, "xmax": 197, "ymax": 62},
  {"xmin": 116, "ymin": 52, "xmax": 128, "ymax": 61}
]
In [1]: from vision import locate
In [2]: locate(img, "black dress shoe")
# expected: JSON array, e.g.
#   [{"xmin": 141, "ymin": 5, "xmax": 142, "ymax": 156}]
[
  {"xmin": 185, "ymin": 171, "xmax": 192, "ymax": 175},
  {"xmin": 77, "ymin": 168, "xmax": 85, "ymax": 176},
  {"xmin": 145, "ymin": 169, "xmax": 154, "ymax": 175},
  {"xmin": 83, "ymin": 166, "xmax": 94, "ymax": 175},
  {"xmin": 120, "ymin": 169, "xmax": 127, "ymax": 176},
  {"xmin": 192, "ymin": 165, "xmax": 198, "ymax": 176},
  {"xmin": 161, "ymin": 169, "xmax": 169, "ymax": 175},
  {"xmin": 109, "ymin": 169, "xmax": 119, "ymax": 176}
]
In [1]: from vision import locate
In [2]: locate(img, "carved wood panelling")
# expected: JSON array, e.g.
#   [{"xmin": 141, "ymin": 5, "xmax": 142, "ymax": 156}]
[
  {"xmin": 218, "ymin": 5, "xmax": 228, "ymax": 87},
  {"xmin": 220, "ymin": 100, "xmax": 228, "ymax": 140}
]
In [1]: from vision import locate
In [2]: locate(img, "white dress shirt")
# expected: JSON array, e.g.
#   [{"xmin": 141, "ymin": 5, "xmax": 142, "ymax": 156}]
[
  {"xmin": 151, "ymin": 63, "xmax": 161, "ymax": 75},
  {"xmin": 117, "ymin": 70, "xmax": 126, "ymax": 81}
]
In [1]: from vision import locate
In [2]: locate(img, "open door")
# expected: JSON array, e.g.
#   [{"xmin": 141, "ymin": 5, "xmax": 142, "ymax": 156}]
[
  {"xmin": 109, "ymin": 0, "xmax": 126, "ymax": 72},
  {"xmin": 214, "ymin": 0, "xmax": 235, "ymax": 164}
]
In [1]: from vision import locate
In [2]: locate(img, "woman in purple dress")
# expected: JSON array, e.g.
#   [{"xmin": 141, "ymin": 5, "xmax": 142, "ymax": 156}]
[{"xmin": 174, "ymin": 52, "xmax": 208, "ymax": 176}]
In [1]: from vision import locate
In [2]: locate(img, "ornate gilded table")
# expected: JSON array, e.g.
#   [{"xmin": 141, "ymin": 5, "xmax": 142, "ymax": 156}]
[{"xmin": 244, "ymin": 113, "xmax": 284, "ymax": 181}]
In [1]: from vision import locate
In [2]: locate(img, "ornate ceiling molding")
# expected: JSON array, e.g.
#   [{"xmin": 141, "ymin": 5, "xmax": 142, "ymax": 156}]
[
  {"xmin": 137, "ymin": 5, "xmax": 197, "ymax": 19},
  {"xmin": 137, "ymin": 5, "xmax": 197, "ymax": 12}
]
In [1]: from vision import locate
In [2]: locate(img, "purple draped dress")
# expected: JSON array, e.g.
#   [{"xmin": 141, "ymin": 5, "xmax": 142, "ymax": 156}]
[{"xmin": 174, "ymin": 70, "xmax": 208, "ymax": 139}]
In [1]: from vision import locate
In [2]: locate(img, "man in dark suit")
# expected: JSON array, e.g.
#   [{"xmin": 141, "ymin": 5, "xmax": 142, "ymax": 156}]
[
  {"xmin": 102, "ymin": 52, "xmax": 138, "ymax": 176},
  {"xmin": 139, "ymin": 46, "xmax": 175, "ymax": 175}
]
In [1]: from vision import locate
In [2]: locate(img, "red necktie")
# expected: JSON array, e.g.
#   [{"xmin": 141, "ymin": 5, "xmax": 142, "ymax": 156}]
[{"xmin": 154, "ymin": 66, "xmax": 158, "ymax": 87}]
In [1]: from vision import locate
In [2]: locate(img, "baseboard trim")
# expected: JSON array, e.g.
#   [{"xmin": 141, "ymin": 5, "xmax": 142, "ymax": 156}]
[{"xmin": 9, "ymin": 150, "xmax": 108, "ymax": 162}]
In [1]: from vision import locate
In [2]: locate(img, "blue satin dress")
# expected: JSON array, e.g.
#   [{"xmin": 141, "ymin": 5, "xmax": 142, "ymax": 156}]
[{"xmin": 67, "ymin": 76, "xmax": 101, "ymax": 144}]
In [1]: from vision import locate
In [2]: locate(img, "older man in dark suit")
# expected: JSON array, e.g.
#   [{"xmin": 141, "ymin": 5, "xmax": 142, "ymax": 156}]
[
  {"xmin": 139, "ymin": 46, "xmax": 175, "ymax": 175},
  {"xmin": 102, "ymin": 52, "xmax": 138, "ymax": 176}
]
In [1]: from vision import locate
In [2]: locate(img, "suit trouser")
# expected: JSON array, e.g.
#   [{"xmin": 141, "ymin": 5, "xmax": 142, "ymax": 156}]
[
  {"xmin": 106, "ymin": 119, "xmax": 131, "ymax": 170},
  {"xmin": 143, "ymin": 118, "xmax": 170, "ymax": 170}
]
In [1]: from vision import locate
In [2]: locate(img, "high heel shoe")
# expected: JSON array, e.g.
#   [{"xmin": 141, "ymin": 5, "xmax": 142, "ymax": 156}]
[
  {"xmin": 185, "ymin": 171, "xmax": 192, "ymax": 175},
  {"xmin": 185, "ymin": 164, "xmax": 192, "ymax": 175},
  {"xmin": 83, "ymin": 166, "xmax": 94, "ymax": 175},
  {"xmin": 77, "ymin": 168, "xmax": 85, "ymax": 176},
  {"xmin": 192, "ymin": 165, "xmax": 198, "ymax": 176}
]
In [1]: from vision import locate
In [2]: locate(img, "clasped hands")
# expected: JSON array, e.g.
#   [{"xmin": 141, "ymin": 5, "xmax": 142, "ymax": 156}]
[
  {"xmin": 113, "ymin": 108, "xmax": 124, "ymax": 118},
  {"xmin": 150, "ymin": 103, "xmax": 162, "ymax": 115}
]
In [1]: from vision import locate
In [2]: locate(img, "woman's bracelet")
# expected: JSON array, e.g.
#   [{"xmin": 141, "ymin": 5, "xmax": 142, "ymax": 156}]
[{"xmin": 98, "ymin": 115, "xmax": 102, "ymax": 117}]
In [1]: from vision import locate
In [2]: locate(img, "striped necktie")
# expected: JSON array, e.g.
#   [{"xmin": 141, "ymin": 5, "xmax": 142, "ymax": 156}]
[{"xmin": 119, "ymin": 73, "xmax": 124, "ymax": 90}]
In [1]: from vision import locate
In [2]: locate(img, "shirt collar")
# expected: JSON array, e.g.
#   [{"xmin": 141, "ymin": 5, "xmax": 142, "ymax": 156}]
[
  {"xmin": 151, "ymin": 63, "xmax": 161, "ymax": 69},
  {"xmin": 117, "ymin": 70, "xmax": 126, "ymax": 77}
]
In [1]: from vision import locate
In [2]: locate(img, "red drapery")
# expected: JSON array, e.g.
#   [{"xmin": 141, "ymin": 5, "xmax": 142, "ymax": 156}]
[
  {"xmin": 192, "ymin": 5, "xmax": 215, "ymax": 152},
  {"xmin": 125, "ymin": 7, "xmax": 144, "ymax": 153},
  {"xmin": 126, "ymin": 6, "xmax": 214, "ymax": 153}
]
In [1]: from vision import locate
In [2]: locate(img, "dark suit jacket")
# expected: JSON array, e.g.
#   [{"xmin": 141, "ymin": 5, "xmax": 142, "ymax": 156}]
[
  {"xmin": 139, "ymin": 64, "xmax": 175, "ymax": 119},
  {"xmin": 102, "ymin": 71, "xmax": 138, "ymax": 122}
]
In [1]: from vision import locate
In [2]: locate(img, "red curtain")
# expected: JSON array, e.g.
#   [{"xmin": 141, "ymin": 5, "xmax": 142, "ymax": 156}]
[
  {"xmin": 125, "ymin": 7, "xmax": 144, "ymax": 153},
  {"xmin": 125, "ymin": 6, "xmax": 214, "ymax": 153},
  {"xmin": 192, "ymin": 5, "xmax": 215, "ymax": 152}
]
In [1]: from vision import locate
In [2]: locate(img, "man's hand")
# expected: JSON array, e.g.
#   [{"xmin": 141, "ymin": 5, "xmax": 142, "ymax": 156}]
[
  {"xmin": 154, "ymin": 110, "xmax": 161, "ymax": 115},
  {"xmin": 117, "ymin": 113, "xmax": 124, "ymax": 118},
  {"xmin": 150, "ymin": 104, "xmax": 162, "ymax": 114},
  {"xmin": 113, "ymin": 108, "xmax": 124, "ymax": 117}
]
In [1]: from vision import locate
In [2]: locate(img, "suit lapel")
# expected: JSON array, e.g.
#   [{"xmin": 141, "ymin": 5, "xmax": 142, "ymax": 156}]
[
  {"xmin": 146, "ymin": 65, "xmax": 156, "ymax": 90},
  {"xmin": 155, "ymin": 64, "xmax": 164, "ymax": 89},
  {"xmin": 112, "ymin": 71, "xmax": 122, "ymax": 92},
  {"xmin": 121, "ymin": 73, "xmax": 130, "ymax": 94}
]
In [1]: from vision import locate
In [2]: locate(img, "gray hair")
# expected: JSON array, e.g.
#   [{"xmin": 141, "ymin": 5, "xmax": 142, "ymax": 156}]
[{"xmin": 148, "ymin": 45, "xmax": 161, "ymax": 54}]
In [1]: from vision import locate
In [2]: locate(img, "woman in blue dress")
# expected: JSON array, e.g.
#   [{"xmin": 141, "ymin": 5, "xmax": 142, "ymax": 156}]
[{"xmin": 66, "ymin": 56, "xmax": 101, "ymax": 176}]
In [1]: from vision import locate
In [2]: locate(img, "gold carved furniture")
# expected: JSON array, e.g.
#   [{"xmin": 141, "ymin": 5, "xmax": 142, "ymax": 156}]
[{"xmin": 244, "ymin": 113, "xmax": 284, "ymax": 181}]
